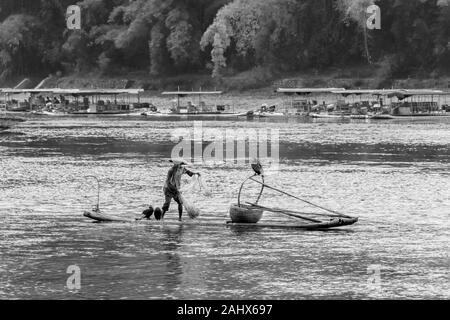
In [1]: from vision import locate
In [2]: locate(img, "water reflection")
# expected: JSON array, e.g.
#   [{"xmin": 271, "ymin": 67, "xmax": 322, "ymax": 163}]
[{"xmin": 0, "ymin": 117, "xmax": 449, "ymax": 299}]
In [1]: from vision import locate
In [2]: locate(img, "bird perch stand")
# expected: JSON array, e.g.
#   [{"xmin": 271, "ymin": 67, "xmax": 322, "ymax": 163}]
[{"xmin": 229, "ymin": 169, "xmax": 265, "ymax": 223}]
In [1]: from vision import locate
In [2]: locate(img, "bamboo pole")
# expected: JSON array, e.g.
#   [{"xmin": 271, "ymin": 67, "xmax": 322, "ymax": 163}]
[
  {"xmin": 248, "ymin": 177, "xmax": 351, "ymax": 218},
  {"xmin": 249, "ymin": 203, "xmax": 347, "ymax": 219},
  {"xmin": 246, "ymin": 202, "xmax": 322, "ymax": 223}
]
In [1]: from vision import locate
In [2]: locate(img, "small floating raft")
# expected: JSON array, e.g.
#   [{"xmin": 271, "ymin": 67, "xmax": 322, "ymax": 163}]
[
  {"xmin": 227, "ymin": 217, "xmax": 358, "ymax": 229},
  {"xmin": 83, "ymin": 210, "xmax": 357, "ymax": 230},
  {"xmin": 225, "ymin": 162, "xmax": 359, "ymax": 229},
  {"xmin": 84, "ymin": 210, "xmax": 129, "ymax": 222}
]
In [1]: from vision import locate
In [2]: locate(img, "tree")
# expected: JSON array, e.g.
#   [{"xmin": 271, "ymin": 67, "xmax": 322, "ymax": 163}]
[
  {"xmin": 434, "ymin": 0, "xmax": 450, "ymax": 73},
  {"xmin": 336, "ymin": 0, "xmax": 376, "ymax": 64},
  {"xmin": 0, "ymin": 0, "xmax": 448, "ymax": 81},
  {"xmin": 0, "ymin": 14, "xmax": 43, "ymax": 80},
  {"xmin": 201, "ymin": 0, "xmax": 351, "ymax": 76},
  {"xmin": 201, "ymin": 0, "xmax": 291, "ymax": 76}
]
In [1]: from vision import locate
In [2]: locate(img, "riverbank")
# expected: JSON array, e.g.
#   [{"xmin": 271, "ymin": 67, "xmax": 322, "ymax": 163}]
[
  {"xmin": 31, "ymin": 71, "xmax": 450, "ymax": 110},
  {"xmin": 4, "ymin": 65, "xmax": 449, "ymax": 97},
  {"xmin": 3, "ymin": 67, "xmax": 448, "ymax": 113}
]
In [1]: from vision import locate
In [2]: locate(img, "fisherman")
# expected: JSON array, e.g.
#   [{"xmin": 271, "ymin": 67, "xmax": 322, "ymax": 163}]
[{"xmin": 162, "ymin": 160, "xmax": 200, "ymax": 221}]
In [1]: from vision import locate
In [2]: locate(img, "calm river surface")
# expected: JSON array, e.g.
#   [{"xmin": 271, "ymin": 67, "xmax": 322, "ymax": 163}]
[{"xmin": 0, "ymin": 115, "xmax": 449, "ymax": 299}]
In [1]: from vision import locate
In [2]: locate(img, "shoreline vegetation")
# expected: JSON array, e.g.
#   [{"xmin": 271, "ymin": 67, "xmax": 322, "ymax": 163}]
[
  {"xmin": 0, "ymin": 0, "xmax": 449, "ymax": 93},
  {"xmin": 2, "ymin": 65, "xmax": 449, "ymax": 99},
  {"xmin": 2, "ymin": 68, "xmax": 449, "ymax": 115}
]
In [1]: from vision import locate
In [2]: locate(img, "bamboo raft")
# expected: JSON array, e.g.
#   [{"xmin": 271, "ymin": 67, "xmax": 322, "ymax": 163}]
[
  {"xmin": 221, "ymin": 163, "xmax": 358, "ymax": 230},
  {"xmin": 83, "ymin": 210, "xmax": 357, "ymax": 230},
  {"xmin": 83, "ymin": 163, "xmax": 359, "ymax": 231}
]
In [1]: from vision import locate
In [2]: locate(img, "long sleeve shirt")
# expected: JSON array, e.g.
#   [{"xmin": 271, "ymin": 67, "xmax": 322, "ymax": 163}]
[{"xmin": 164, "ymin": 165, "xmax": 194, "ymax": 194}]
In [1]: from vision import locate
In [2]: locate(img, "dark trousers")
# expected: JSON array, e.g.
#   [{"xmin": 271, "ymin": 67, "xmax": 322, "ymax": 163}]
[{"xmin": 162, "ymin": 187, "xmax": 183, "ymax": 219}]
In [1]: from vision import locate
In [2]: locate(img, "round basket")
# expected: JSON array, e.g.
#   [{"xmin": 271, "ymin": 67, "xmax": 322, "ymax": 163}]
[{"xmin": 229, "ymin": 204, "xmax": 263, "ymax": 223}]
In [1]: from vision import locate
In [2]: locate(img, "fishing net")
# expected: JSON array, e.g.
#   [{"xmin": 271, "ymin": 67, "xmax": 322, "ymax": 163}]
[
  {"xmin": 180, "ymin": 177, "xmax": 197, "ymax": 218},
  {"xmin": 178, "ymin": 193, "xmax": 200, "ymax": 219},
  {"xmin": 179, "ymin": 175, "xmax": 212, "ymax": 219},
  {"xmin": 183, "ymin": 175, "xmax": 212, "ymax": 197},
  {"xmin": 198, "ymin": 176, "xmax": 212, "ymax": 197}
]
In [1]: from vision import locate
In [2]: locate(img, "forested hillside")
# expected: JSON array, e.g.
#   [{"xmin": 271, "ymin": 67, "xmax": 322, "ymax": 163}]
[{"xmin": 0, "ymin": 0, "xmax": 449, "ymax": 86}]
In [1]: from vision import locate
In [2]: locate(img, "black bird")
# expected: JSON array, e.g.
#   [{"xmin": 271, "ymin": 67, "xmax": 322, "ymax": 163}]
[
  {"xmin": 251, "ymin": 160, "xmax": 264, "ymax": 176},
  {"xmin": 142, "ymin": 205, "xmax": 154, "ymax": 219},
  {"xmin": 154, "ymin": 207, "xmax": 163, "ymax": 220}
]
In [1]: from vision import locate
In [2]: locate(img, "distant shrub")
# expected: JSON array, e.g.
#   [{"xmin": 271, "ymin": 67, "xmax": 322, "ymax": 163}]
[
  {"xmin": 352, "ymin": 79, "xmax": 365, "ymax": 88},
  {"xmin": 303, "ymin": 78, "xmax": 327, "ymax": 88},
  {"xmin": 222, "ymin": 66, "xmax": 275, "ymax": 91},
  {"xmin": 98, "ymin": 53, "xmax": 112, "ymax": 75}
]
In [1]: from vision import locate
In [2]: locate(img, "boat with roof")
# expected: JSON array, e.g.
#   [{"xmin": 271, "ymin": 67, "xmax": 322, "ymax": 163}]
[{"xmin": 143, "ymin": 90, "xmax": 240, "ymax": 118}]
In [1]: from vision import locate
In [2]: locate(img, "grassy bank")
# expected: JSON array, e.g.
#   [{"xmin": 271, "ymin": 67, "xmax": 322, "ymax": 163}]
[
  {"xmin": 48, "ymin": 66, "xmax": 450, "ymax": 93},
  {"xmin": 3, "ymin": 65, "xmax": 449, "ymax": 98}
]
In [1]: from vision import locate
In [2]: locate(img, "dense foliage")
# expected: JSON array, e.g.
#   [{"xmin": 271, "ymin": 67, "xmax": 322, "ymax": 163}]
[{"xmin": 0, "ymin": 0, "xmax": 448, "ymax": 81}]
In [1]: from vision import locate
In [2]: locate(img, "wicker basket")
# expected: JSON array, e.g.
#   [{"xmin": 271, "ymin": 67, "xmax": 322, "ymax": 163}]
[{"xmin": 229, "ymin": 204, "xmax": 263, "ymax": 223}]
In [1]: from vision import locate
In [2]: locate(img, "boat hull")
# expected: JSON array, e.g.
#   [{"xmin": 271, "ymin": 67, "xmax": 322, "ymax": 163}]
[
  {"xmin": 255, "ymin": 112, "xmax": 285, "ymax": 118},
  {"xmin": 370, "ymin": 114, "xmax": 395, "ymax": 120},
  {"xmin": 34, "ymin": 111, "xmax": 67, "ymax": 116},
  {"xmin": 141, "ymin": 112, "xmax": 242, "ymax": 119},
  {"xmin": 168, "ymin": 112, "xmax": 239, "ymax": 117},
  {"xmin": 68, "ymin": 111, "xmax": 136, "ymax": 115},
  {"xmin": 309, "ymin": 113, "xmax": 345, "ymax": 119}
]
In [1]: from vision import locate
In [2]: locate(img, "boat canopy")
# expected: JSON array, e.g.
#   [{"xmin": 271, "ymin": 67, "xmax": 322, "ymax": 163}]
[
  {"xmin": 387, "ymin": 89, "xmax": 445, "ymax": 100},
  {"xmin": 278, "ymin": 88, "xmax": 448, "ymax": 98},
  {"xmin": 77, "ymin": 89, "xmax": 144, "ymax": 96},
  {"xmin": 162, "ymin": 91, "xmax": 222, "ymax": 97},
  {"xmin": 0, "ymin": 88, "xmax": 55, "ymax": 94},
  {"xmin": 277, "ymin": 88, "xmax": 345, "ymax": 95},
  {"xmin": 0, "ymin": 88, "xmax": 143, "ymax": 96},
  {"xmin": 402, "ymin": 89, "xmax": 445, "ymax": 95},
  {"xmin": 332, "ymin": 89, "xmax": 397, "ymax": 96}
]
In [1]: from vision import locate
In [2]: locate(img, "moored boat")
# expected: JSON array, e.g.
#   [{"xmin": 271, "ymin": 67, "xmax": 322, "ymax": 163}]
[
  {"xmin": 161, "ymin": 90, "xmax": 240, "ymax": 117},
  {"xmin": 309, "ymin": 112, "xmax": 345, "ymax": 119},
  {"xmin": 67, "ymin": 89, "xmax": 144, "ymax": 115},
  {"xmin": 254, "ymin": 111, "xmax": 285, "ymax": 118},
  {"xmin": 350, "ymin": 114, "xmax": 369, "ymax": 119},
  {"xmin": 32, "ymin": 110, "xmax": 67, "ymax": 116},
  {"xmin": 243, "ymin": 104, "xmax": 285, "ymax": 118},
  {"xmin": 370, "ymin": 114, "xmax": 395, "ymax": 120}
]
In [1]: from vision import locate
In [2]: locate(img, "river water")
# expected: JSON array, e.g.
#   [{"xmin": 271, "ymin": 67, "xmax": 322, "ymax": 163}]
[{"xmin": 0, "ymin": 115, "xmax": 449, "ymax": 299}]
